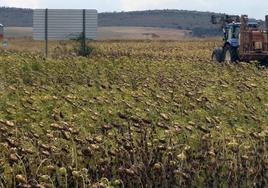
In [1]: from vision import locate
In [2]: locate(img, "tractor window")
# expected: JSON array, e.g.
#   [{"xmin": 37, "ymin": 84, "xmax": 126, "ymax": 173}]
[
  {"xmin": 228, "ymin": 28, "xmax": 234, "ymax": 40},
  {"xmin": 232, "ymin": 26, "xmax": 240, "ymax": 39}
]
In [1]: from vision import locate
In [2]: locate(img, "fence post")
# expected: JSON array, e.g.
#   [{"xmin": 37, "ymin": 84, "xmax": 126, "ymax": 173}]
[
  {"xmin": 45, "ymin": 8, "xmax": 48, "ymax": 57},
  {"xmin": 82, "ymin": 9, "xmax": 86, "ymax": 56}
]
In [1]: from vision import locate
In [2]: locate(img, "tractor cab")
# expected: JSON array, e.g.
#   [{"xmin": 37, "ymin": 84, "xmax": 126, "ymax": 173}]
[
  {"xmin": 224, "ymin": 23, "xmax": 240, "ymax": 47},
  {"xmin": 224, "ymin": 20, "xmax": 259, "ymax": 48}
]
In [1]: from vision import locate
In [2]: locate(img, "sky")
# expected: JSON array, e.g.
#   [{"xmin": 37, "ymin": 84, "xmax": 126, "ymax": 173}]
[{"xmin": 1, "ymin": 0, "xmax": 267, "ymax": 19}]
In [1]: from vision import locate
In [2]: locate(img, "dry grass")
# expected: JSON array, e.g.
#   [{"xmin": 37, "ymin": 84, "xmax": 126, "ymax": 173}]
[
  {"xmin": 97, "ymin": 27, "xmax": 190, "ymax": 40},
  {"xmin": 4, "ymin": 27, "xmax": 32, "ymax": 38},
  {"xmin": 5, "ymin": 27, "xmax": 190, "ymax": 41}
]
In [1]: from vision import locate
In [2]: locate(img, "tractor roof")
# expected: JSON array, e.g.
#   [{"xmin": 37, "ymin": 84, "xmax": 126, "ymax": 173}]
[{"xmin": 226, "ymin": 23, "xmax": 241, "ymax": 27}]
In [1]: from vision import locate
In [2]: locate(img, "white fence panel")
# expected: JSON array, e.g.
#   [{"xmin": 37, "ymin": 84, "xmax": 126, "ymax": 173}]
[{"xmin": 33, "ymin": 9, "xmax": 98, "ymax": 40}]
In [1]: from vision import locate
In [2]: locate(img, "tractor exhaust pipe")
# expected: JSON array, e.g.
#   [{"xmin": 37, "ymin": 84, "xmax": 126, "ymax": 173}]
[
  {"xmin": 265, "ymin": 15, "xmax": 268, "ymax": 51},
  {"xmin": 240, "ymin": 15, "xmax": 248, "ymax": 31},
  {"xmin": 266, "ymin": 15, "xmax": 268, "ymax": 31},
  {"xmin": 239, "ymin": 15, "xmax": 248, "ymax": 55}
]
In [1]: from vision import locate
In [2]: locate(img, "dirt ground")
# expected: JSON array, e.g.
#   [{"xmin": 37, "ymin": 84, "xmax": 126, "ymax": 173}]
[
  {"xmin": 97, "ymin": 27, "xmax": 191, "ymax": 40},
  {"xmin": 4, "ymin": 27, "xmax": 191, "ymax": 40}
]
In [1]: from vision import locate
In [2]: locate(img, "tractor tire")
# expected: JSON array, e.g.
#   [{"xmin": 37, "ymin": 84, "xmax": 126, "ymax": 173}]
[
  {"xmin": 223, "ymin": 45, "xmax": 239, "ymax": 63},
  {"xmin": 212, "ymin": 48, "xmax": 223, "ymax": 63},
  {"xmin": 260, "ymin": 58, "xmax": 268, "ymax": 66}
]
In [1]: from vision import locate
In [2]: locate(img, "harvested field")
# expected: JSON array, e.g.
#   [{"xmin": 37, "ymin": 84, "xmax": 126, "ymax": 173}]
[{"xmin": 0, "ymin": 40, "xmax": 268, "ymax": 187}]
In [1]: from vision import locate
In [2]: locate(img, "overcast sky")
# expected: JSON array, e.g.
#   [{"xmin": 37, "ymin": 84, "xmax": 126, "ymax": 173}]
[{"xmin": 1, "ymin": 0, "xmax": 267, "ymax": 19}]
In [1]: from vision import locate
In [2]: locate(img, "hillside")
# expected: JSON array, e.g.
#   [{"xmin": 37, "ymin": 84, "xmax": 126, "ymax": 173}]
[
  {"xmin": 0, "ymin": 7, "xmax": 32, "ymax": 27},
  {"xmin": 98, "ymin": 10, "xmax": 216, "ymax": 29},
  {"xmin": 0, "ymin": 7, "xmax": 220, "ymax": 36}
]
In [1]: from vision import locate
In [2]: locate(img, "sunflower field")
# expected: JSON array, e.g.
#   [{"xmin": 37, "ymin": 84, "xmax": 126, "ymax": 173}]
[{"xmin": 0, "ymin": 40, "xmax": 268, "ymax": 187}]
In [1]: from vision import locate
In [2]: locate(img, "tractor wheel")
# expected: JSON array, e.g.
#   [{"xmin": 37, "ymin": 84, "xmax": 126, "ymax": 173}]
[
  {"xmin": 223, "ymin": 45, "xmax": 239, "ymax": 63},
  {"xmin": 261, "ymin": 58, "xmax": 268, "ymax": 66},
  {"xmin": 212, "ymin": 48, "xmax": 223, "ymax": 63}
]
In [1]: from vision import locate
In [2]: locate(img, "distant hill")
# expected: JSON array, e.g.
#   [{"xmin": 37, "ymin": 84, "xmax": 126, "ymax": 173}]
[
  {"xmin": 99, "ymin": 10, "xmax": 223, "ymax": 37},
  {"xmin": 0, "ymin": 7, "xmax": 32, "ymax": 27},
  {"xmin": 99, "ymin": 10, "xmax": 217, "ymax": 29},
  {"xmin": 0, "ymin": 7, "xmax": 221, "ymax": 36}
]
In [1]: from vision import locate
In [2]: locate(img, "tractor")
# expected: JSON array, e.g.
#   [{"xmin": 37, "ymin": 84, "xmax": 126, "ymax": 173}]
[
  {"xmin": 211, "ymin": 14, "xmax": 268, "ymax": 63},
  {"xmin": 0, "ymin": 24, "xmax": 3, "ymax": 40}
]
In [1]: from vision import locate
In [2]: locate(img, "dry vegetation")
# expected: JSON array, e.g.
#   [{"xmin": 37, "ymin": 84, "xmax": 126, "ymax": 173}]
[
  {"xmin": 97, "ymin": 27, "xmax": 190, "ymax": 40},
  {"xmin": 0, "ymin": 40, "xmax": 268, "ymax": 188},
  {"xmin": 4, "ymin": 27, "xmax": 190, "ymax": 41},
  {"xmin": 4, "ymin": 27, "xmax": 33, "ymax": 39}
]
